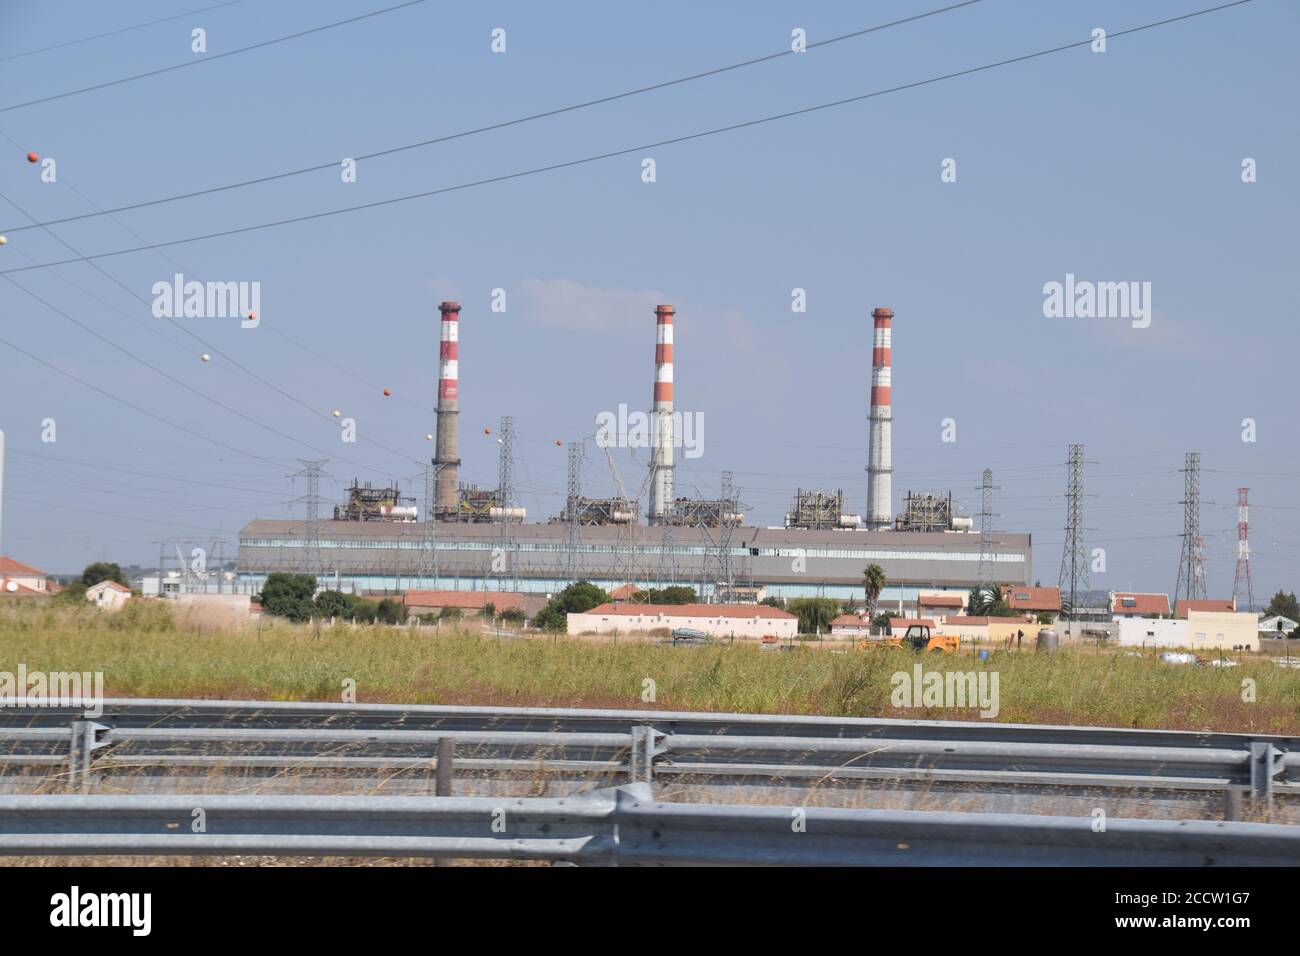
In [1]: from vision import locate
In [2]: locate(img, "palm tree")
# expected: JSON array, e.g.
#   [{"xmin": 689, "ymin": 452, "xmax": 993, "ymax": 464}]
[
  {"xmin": 862, "ymin": 564, "xmax": 886, "ymax": 623},
  {"xmin": 970, "ymin": 583, "xmax": 1004, "ymax": 615}
]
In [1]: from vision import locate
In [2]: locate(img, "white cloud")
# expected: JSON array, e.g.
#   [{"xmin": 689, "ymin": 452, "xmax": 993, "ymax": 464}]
[{"xmin": 521, "ymin": 278, "xmax": 664, "ymax": 332}]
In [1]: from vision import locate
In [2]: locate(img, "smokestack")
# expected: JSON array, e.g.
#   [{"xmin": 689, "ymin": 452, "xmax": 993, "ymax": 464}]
[
  {"xmin": 866, "ymin": 307, "xmax": 893, "ymax": 530},
  {"xmin": 434, "ymin": 301, "xmax": 461, "ymax": 517},
  {"xmin": 648, "ymin": 304, "xmax": 675, "ymax": 526}
]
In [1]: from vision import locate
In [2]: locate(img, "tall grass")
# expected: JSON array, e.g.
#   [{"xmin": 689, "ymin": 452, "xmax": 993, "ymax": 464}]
[{"xmin": 1, "ymin": 604, "xmax": 1296, "ymax": 732}]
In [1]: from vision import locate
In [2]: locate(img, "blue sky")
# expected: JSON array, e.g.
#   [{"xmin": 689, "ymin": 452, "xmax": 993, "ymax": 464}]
[{"xmin": 0, "ymin": 0, "xmax": 1296, "ymax": 602}]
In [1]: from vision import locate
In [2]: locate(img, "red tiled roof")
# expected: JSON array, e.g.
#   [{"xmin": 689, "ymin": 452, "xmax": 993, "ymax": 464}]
[
  {"xmin": 918, "ymin": 594, "xmax": 964, "ymax": 607},
  {"xmin": 1006, "ymin": 586, "xmax": 1061, "ymax": 611},
  {"xmin": 1110, "ymin": 592, "xmax": 1171, "ymax": 616},
  {"xmin": 945, "ymin": 616, "xmax": 991, "ymax": 625},
  {"xmin": 607, "ymin": 584, "xmax": 638, "ymax": 600},
  {"xmin": 403, "ymin": 590, "xmax": 524, "ymax": 611},
  {"xmin": 582, "ymin": 603, "xmax": 795, "ymax": 620},
  {"xmin": 1175, "ymin": 599, "xmax": 1236, "ymax": 618},
  {"xmin": 0, "ymin": 557, "xmax": 45, "ymax": 576}
]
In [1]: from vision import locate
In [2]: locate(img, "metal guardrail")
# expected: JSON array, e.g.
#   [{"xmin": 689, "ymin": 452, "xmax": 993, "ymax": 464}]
[
  {"xmin": 1, "ymin": 784, "xmax": 1297, "ymax": 866},
  {"xmin": 1, "ymin": 699, "xmax": 1295, "ymax": 812}
]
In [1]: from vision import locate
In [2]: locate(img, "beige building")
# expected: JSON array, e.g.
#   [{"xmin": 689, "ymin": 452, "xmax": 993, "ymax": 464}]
[
  {"xmin": 567, "ymin": 603, "xmax": 797, "ymax": 639},
  {"xmin": 86, "ymin": 580, "xmax": 131, "ymax": 611},
  {"xmin": 1118, "ymin": 611, "xmax": 1259, "ymax": 652},
  {"xmin": 0, "ymin": 557, "xmax": 49, "ymax": 598}
]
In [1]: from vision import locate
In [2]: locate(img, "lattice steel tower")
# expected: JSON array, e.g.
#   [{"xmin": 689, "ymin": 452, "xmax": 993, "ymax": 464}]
[
  {"xmin": 1057, "ymin": 444, "xmax": 1089, "ymax": 624},
  {"xmin": 564, "ymin": 441, "xmax": 583, "ymax": 583},
  {"xmin": 1232, "ymin": 487, "xmax": 1254, "ymax": 612},
  {"xmin": 1175, "ymin": 452, "xmax": 1207, "ymax": 602},
  {"xmin": 495, "ymin": 416, "xmax": 517, "ymax": 589},
  {"xmin": 976, "ymin": 469, "xmax": 1001, "ymax": 589},
  {"xmin": 417, "ymin": 461, "xmax": 443, "ymax": 586},
  {"xmin": 717, "ymin": 471, "xmax": 739, "ymax": 601},
  {"xmin": 289, "ymin": 459, "xmax": 330, "ymax": 579}
]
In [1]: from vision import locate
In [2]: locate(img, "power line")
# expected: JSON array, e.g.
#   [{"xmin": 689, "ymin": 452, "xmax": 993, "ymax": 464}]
[
  {"xmin": 0, "ymin": 0, "xmax": 434, "ymax": 114},
  {"xmin": 0, "ymin": 1, "xmax": 252, "ymax": 65},
  {"xmin": 0, "ymin": 0, "xmax": 987, "ymax": 234},
  {"xmin": 0, "ymin": 0, "xmax": 1256, "ymax": 274}
]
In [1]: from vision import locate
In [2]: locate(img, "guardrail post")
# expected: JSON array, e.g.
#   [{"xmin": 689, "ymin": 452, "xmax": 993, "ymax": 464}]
[
  {"xmin": 435, "ymin": 738, "xmax": 455, "ymax": 797},
  {"xmin": 629, "ymin": 726, "xmax": 666, "ymax": 785},
  {"xmin": 1248, "ymin": 741, "xmax": 1281, "ymax": 814},
  {"xmin": 69, "ymin": 720, "xmax": 110, "ymax": 793},
  {"xmin": 1222, "ymin": 788, "xmax": 1242, "ymax": 821}
]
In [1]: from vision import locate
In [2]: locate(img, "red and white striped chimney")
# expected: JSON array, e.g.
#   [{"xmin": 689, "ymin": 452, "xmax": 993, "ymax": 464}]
[
  {"xmin": 866, "ymin": 307, "xmax": 893, "ymax": 530},
  {"xmin": 648, "ymin": 304, "xmax": 675, "ymax": 525},
  {"xmin": 434, "ymin": 301, "xmax": 461, "ymax": 516}
]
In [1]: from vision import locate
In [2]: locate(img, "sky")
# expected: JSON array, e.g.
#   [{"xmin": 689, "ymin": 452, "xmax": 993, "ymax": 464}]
[{"xmin": 0, "ymin": 0, "xmax": 1296, "ymax": 603}]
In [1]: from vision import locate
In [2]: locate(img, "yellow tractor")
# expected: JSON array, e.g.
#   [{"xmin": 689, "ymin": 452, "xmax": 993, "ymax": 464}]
[{"xmin": 859, "ymin": 623, "xmax": 960, "ymax": 654}]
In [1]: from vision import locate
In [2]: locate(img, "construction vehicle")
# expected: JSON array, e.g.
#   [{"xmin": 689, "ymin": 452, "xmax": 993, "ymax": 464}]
[{"xmin": 859, "ymin": 623, "xmax": 960, "ymax": 654}]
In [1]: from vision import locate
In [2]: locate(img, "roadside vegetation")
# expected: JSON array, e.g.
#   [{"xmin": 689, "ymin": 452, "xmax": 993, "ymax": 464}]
[{"xmin": 1, "ymin": 603, "xmax": 1296, "ymax": 734}]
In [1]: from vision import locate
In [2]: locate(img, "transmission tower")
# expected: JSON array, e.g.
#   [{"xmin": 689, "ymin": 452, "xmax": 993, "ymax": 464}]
[
  {"xmin": 717, "ymin": 471, "xmax": 739, "ymax": 602},
  {"xmin": 289, "ymin": 459, "xmax": 330, "ymax": 580},
  {"xmin": 416, "ymin": 461, "xmax": 445, "ymax": 587},
  {"xmin": 657, "ymin": 522, "xmax": 678, "ymax": 589},
  {"xmin": 975, "ymin": 468, "xmax": 1001, "ymax": 590},
  {"xmin": 1233, "ymin": 487, "xmax": 1254, "ymax": 612},
  {"xmin": 1057, "ymin": 444, "xmax": 1089, "ymax": 631},
  {"xmin": 565, "ymin": 441, "xmax": 583, "ymax": 583},
  {"xmin": 495, "ymin": 416, "xmax": 517, "ymax": 590},
  {"xmin": 1175, "ymin": 452, "xmax": 1207, "ymax": 603}
]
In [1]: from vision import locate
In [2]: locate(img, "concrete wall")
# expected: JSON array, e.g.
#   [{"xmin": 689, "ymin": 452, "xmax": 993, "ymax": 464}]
[
  {"xmin": 567, "ymin": 610, "xmax": 797, "ymax": 640},
  {"xmin": 945, "ymin": 621, "xmax": 990, "ymax": 643},
  {"xmin": 1117, "ymin": 618, "xmax": 1188, "ymax": 647}
]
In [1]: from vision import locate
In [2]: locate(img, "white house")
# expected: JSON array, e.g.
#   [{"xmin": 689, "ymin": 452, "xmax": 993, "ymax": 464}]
[
  {"xmin": 86, "ymin": 580, "xmax": 131, "ymax": 611},
  {"xmin": 1258, "ymin": 615, "xmax": 1297, "ymax": 637},
  {"xmin": 567, "ymin": 603, "xmax": 798, "ymax": 640}
]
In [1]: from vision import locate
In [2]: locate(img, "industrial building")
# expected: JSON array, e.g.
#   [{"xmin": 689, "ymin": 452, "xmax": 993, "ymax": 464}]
[{"xmin": 235, "ymin": 298, "xmax": 1033, "ymax": 604}]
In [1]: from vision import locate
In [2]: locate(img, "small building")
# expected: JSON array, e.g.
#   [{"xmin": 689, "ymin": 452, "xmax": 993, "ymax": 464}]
[
  {"xmin": 1117, "ymin": 611, "xmax": 1259, "ymax": 652},
  {"xmin": 1174, "ymin": 598, "xmax": 1236, "ymax": 618},
  {"xmin": 86, "ymin": 580, "xmax": 131, "ymax": 611},
  {"xmin": 917, "ymin": 593, "xmax": 965, "ymax": 622},
  {"xmin": 0, "ymin": 557, "xmax": 50, "ymax": 598},
  {"xmin": 829, "ymin": 614, "xmax": 872, "ymax": 637},
  {"xmin": 1258, "ymin": 614, "xmax": 1297, "ymax": 637},
  {"xmin": 1006, "ymin": 586, "xmax": 1062, "ymax": 623},
  {"xmin": 943, "ymin": 616, "xmax": 991, "ymax": 642},
  {"xmin": 1110, "ymin": 592, "xmax": 1171, "ymax": 620},
  {"xmin": 567, "ymin": 603, "xmax": 797, "ymax": 640}
]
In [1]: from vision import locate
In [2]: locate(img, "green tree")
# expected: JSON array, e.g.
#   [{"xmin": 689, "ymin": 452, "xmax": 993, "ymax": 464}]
[
  {"xmin": 760, "ymin": 596, "xmax": 786, "ymax": 610},
  {"xmin": 786, "ymin": 597, "xmax": 841, "ymax": 635},
  {"xmin": 313, "ymin": 589, "xmax": 355, "ymax": 619},
  {"xmin": 376, "ymin": 598, "xmax": 407, "ymax": 625},
  {"xmin": 862, "ymin": 564, "xmax": 886, "ymax": 623},
  {"xmin": 82, "ymin": 562, "xmax": 127, "ymax": 588},
  {"xmin": 258, "ymin": 572, "xmax": 316, "ymax": 622},
  {"xmin": 969, "ymin": 584, "xmax": 1005, "ymax": 616},
  {"xmin": 871, "ymin": 611, "xmax": 893, "ymax": 632},
  {"xmin": 1264, "ymin": 590, "xmax": 1300, "ymax": 623},
  {"xmin": 631, "ymin": 586, "xmax": 698, "ymax": 605},
  {"xmin": 534, "ymin": 581, "xmax": 611, "ymax": 632}
]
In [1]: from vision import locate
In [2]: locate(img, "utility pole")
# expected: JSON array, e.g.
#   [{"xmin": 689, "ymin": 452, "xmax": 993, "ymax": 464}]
[
  {"xmin": 1232, "ymin": 487, "xmax": 1254, "ymax": 612},
  {"xmin": 1057, "ymin": 444, "xmax": 1089, "ymax": 636},
  {"xmin": 1175, "ymin": 452, "xmax": 1207, "ymax": 603}
]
